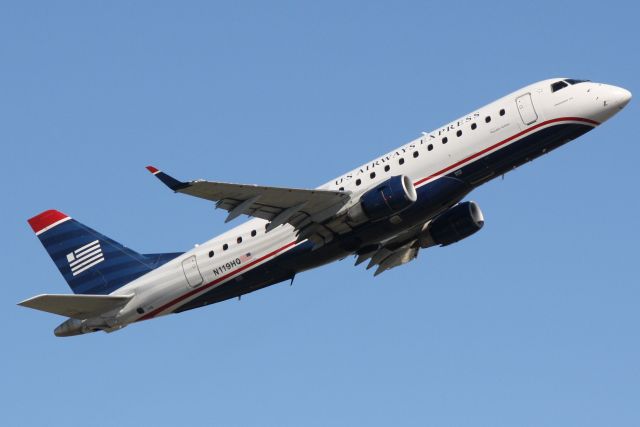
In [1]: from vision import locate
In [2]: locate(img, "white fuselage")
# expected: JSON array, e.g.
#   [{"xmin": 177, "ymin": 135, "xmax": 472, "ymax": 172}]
[{"xmin": 89, "ymin": 78, "xmax": 630, "ymax": 333}]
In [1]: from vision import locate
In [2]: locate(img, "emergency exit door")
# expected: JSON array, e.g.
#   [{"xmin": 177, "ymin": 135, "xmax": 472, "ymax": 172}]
[
  {"xmin": 182, "ymin": 255, "xmax": 203, "ymax": 288},
  {"xmin": 516, "ymin": 93, "xmax": 538, "ymax": 125}
]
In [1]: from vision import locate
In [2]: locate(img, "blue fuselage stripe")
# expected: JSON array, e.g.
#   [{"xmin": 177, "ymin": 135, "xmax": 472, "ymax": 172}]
[{"xmin": 173, "ymin": 122, "xmax": 595, "ymax": 313}]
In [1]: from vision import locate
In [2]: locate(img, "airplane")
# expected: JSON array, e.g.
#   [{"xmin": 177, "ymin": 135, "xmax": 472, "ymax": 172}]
[{"xmin": 19, "ymin": 78, "xmax": 631, "ymax": 337}]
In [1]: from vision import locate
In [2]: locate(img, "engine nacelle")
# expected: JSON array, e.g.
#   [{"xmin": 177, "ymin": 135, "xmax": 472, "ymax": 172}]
[
  {"xmin": 419, "ymin": 201, "xmax": 484, "ymax": 247},
  {"xmin": 348, "ymin": 175, "xmax": 417, "ymax": 224}
]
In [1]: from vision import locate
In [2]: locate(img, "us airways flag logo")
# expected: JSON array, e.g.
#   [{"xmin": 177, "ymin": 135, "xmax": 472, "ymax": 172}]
[{"xmin": 66, "ymin": 240, "xmax": 104, "ymax": 276}]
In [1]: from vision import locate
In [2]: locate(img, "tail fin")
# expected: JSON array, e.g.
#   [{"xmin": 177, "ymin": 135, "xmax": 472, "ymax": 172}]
[{"xmin": 28, "ymin": 210, "xmax": 176, "ymax": 295}]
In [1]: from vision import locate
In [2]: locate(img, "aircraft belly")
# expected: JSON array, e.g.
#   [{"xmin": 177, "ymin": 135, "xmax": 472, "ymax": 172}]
[{"xmin": 454, "ymin": 123, "xmax": 594, "ymax": 187}]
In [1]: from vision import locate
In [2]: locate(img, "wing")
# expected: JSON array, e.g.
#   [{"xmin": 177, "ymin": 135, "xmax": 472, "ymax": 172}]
[{"xmin": 146, "ymin": 166, "xmax": 352, "ymax": 235}]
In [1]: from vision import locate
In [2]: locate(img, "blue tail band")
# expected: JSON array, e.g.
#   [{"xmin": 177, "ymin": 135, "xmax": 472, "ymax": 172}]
[{"xmin": 28, "ymin": 210, "xmax": 181, "ymax": 295}]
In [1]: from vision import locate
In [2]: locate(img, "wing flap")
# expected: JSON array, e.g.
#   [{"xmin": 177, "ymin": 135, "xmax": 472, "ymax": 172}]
[
  {"xmin": 18, "ymin": 294, "xmax": 133, "ymax": 319},
  {"xmin": 356, "ymin": 240, "xmax": 420, "ymax": 276}
]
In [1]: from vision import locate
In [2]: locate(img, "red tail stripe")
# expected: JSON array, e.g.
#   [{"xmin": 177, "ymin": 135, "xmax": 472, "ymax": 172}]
[{"xmin": 27, "ymin": 210, "xmax": 69, "ymax": 234}]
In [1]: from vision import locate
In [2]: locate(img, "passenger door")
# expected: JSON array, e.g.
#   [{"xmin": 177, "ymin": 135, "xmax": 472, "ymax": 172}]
[
  {"xmin": 181, "ymin": 255, "xmax": 203, "ymax": 288},
  {"xmin": 516, "ymin": 93, "xmax": 538, "ymax": 125}
]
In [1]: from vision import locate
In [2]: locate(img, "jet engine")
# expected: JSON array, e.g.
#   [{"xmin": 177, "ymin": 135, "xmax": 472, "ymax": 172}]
[
  {"xmin": 347, "ymin": 175, "xmax": 417, "ymax": 225},
  {"xmin": 418, "ymin": 201, "xmax": 484, "ymax": 247}
]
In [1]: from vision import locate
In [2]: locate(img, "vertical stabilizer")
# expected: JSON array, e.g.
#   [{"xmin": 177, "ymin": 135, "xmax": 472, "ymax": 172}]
[{"xmin": 27, "ymin": 210, "xmax": 176, "ymax": 295}]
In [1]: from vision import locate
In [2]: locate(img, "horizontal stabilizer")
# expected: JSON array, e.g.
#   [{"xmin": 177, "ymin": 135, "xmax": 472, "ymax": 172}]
[{"xmin": 18, "ymin": 294, "xmax": 133, "ymax": 319}]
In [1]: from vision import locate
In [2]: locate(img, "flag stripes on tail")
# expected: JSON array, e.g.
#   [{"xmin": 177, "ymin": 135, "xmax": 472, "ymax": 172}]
[
  {"xmin": 67, "ymin": 240, "xmax": 104, "ymax": 276},
  {"xmin": 28, "ymin": 210, "xmax": 181, "ymax": 295}
]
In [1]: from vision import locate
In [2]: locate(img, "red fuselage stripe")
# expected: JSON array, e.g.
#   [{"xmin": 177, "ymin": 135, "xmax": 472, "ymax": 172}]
[
  {"xmin": 413, "ymin": 117, "xmax": 599, "ymax": 187},
  {"xmin": 139, "ymin": 241, "xmax": 298, "ymax": 320},
  {"xmin": 140, "ymin": 116, "xmax": 598, "ymax": 320}
]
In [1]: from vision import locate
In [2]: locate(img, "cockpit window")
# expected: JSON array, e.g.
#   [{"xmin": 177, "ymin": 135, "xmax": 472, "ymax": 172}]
[
  {"xmin": 551, "ymin": 80, "xmax": 568, "ymax": 92},
  {"xmin": 565, "ymin": 79, "xmax": 590, "ymax": 85}
]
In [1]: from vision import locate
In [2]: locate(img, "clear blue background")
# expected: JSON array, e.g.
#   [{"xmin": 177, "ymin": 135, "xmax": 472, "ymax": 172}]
[{"xmin": 1, "ymin": 1, "xmax": 638, "ymax": 426}]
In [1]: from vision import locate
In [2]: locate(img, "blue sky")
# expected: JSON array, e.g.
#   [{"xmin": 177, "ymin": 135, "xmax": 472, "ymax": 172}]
[{"xmin": 1, "ymin": 1, "xmax": 638, "ymax": 426}]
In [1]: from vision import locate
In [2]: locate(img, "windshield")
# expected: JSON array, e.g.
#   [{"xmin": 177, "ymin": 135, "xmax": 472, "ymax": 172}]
[
  {"xmin": 551, "ymin": 80, "xmax": 568, "ymax": 93},
  {"xmin": 565, "ymin": 78, "xmax": 590, "ymax": 85}
]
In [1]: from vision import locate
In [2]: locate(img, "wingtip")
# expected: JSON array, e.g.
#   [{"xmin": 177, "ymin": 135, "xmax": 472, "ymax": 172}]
[
  {"xmin": 145, "ymin": 166, "xmax": 188, "ymax": 191},
  {"xmin": 27, "ymin": 210, "xmax": 71, "ymax": 235}
]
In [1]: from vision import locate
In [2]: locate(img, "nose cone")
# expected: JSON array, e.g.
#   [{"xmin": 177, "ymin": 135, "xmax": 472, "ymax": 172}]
[
  {"xmin": 611, "ymin": 86, "xmax": 632, "ymax": 110},
  {"xmin": 592, "ymin": 84, "xmax": 632, "ymax": 123}
]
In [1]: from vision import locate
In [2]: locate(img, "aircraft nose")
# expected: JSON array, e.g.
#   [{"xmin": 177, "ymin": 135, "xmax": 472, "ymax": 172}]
[
  {"xmin": 589, "ymin": 84, "xmax": 631, "ymax": 123},
  {"xmin": 611, "ymin": 86, "xmax": 632, "ymax": 110}
]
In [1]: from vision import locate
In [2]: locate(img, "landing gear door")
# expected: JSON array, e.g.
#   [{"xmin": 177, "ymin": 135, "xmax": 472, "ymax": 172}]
[
  {"xmin": 516, "ymin": 93, "xmax": 538, "ymax": 125},
  {"xmin": 182, "ymin": 255, "xmax": 203, "ymax": 288}
]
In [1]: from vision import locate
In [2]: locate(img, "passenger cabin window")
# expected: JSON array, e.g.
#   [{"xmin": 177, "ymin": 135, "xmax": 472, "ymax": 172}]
[
  {"xmin": 456, "ymin": 130, "xmax": 462, "ymax": 137},
  {"xmin": 251, "ymin": 230, "xmax": 257, "ymax": 237},
  {"xmin": 471, "ymin": 123, "xmax": 477, "ymax": 130},
  {"xmin": 237, "ymin": 237, "xmax": 242, "ymax": 244},
  {"xmin": 499, "ymin": 108, "xmax": 506, "ymax": 116},
  {"xmin": 384, "ymin": 165, "xmax": 390, "ymax": 172},
  {"xmin": 356, "ymin": 178, "xmax": 362, "ymax": 186},
  {"xmin": 413, "ymin": 151, "xmax": 419, "ymax": 158},
  {"xmin": 209, "ymin": 250, "xmax": 214, "ymax": 258},
  {"xmin": 427, "ymin": 144, "xmax": 433, "ymax": 151},
  {"xmin": 485, "ymin": 116, "xmax": 491, "ymax": 123},
  {"xmin": 551, "ymin": 80, "xmax": 568, "ymax": 92},
  {"xmin": 370, "ymin": 172, "xmax": 376, "ymax": 179},
  {"xmin": 223, "ymin": 244, "xmax": 229, "ymax": 251},
  {"xmin": 399, "ymin": 158, "xmax": 405, "ymax": 165},
  {"xmin": 442, "ymin": 137, "xmax": 448, "ymax": 144}
]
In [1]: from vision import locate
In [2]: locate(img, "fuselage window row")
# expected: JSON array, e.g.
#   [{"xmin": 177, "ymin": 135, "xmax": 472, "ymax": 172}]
[
  {"xmin": 211, "ymin": 227, "xmax": 261, "ymax": 259},
  {"xmin": 213, "ymin": 106, "xmax": 508, "ymax": 258},
  {"xmin": 339, "ymin": 107, "xmax": 506, "ymax": 191}
]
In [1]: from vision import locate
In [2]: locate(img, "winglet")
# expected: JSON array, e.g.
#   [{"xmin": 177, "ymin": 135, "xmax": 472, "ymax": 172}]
[
  {"xmin": 28, "ymin": 209, "xmax": 71, "ymax": 235},
  {"xmin": 146, "ymin": 166, "xmax": 189, "ymax": 191}
]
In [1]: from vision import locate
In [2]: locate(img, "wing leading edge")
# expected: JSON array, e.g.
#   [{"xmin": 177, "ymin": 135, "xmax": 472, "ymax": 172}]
[{"xmin": 146, "ymin": 166, "xmax": 352, "ymax": 236}]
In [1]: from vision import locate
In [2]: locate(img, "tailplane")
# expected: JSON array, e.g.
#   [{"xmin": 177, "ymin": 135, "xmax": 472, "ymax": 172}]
[{"xmin": 18, "ymin": 293, "xmax": 133, "ymax": 319}]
